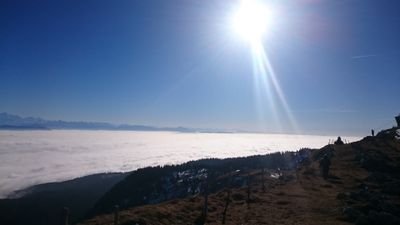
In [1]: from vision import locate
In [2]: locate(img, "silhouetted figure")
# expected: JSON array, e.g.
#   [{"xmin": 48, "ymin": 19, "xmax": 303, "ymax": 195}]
[
  {"xmin": 319, "ymin": 155, "xmax": 331, "ymax": 180},
  {"xmin": 334, "ymin": 136, "xmax": 344, "ymax": 145},
  {"xmin": 371, "ymin": 129, "xmax": 375, "ymax": 136},
  {"xmin": 396, "ymin": 114, "xmax": 400, "ymax": 127}
]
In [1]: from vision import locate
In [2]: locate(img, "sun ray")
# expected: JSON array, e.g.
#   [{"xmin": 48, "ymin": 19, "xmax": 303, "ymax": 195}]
[
  {"xmin": 251, "ymin": 44, "xmax": 282, "ymax": 132},
  {"xmin": 258, "ymin": 46, "xmax": 300, "ymax": 133},
  {"xmin": 231, "ymin": 0, "xmax": 300, "ymax": 133},
  {"xmin": 252, "ymin": 56, "xmax": 278, "ymax": 131}
]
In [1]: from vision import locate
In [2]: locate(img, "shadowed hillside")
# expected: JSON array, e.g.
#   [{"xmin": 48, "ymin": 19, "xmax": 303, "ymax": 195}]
[
  {"xmin": 0, "ymin": 173, "xmax": 127, "ymax": 225},
  {"xmin": 80, "ymin": 128, "xmax": 400, "ymax": 225}
]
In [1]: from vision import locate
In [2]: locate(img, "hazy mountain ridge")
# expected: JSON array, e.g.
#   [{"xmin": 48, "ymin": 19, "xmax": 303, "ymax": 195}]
[
  {"xmin": 0, "ymin": 112, "xmax": 203, "ymax": 132},
  {"xmin": 0, "ymin": 124, "xmax": 50, "ymax": 130}
]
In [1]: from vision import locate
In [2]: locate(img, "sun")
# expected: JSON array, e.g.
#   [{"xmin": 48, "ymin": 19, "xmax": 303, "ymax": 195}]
[{"xmin": 231, "ymin": 0, "xmax": 272, "ymax": 44}]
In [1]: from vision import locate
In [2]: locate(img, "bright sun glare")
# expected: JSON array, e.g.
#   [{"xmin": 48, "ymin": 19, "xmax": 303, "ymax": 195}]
[{"xmin": 231, "ymin": 0, "xmax": 272, "ymax": 44}]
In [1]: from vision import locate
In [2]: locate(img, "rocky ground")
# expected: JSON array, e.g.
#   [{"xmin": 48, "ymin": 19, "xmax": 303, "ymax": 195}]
[{"xmin": 79, "ymin": 128, "xmax": 400, "ymax": 225}]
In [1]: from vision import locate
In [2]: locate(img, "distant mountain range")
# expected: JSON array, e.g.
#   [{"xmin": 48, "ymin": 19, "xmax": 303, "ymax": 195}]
[{"xmin": 0, "ymin": 112, "xmax": 227, "ymax": 132}]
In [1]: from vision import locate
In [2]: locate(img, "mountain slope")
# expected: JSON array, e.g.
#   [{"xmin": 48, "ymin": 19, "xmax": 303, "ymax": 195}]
[{"xmin": 80, "ymin": 128, "xmax": 400, "ymax": 225}]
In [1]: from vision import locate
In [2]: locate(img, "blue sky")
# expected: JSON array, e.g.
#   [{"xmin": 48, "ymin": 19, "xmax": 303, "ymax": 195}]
[{"xmin": 1, "ymin": 0, "xmax": 399, "ymax": 135}]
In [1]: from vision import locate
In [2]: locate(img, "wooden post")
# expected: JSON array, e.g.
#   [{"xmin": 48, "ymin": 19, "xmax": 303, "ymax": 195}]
[
  {"xmin": 247, "ymin": 174, "xmax": 251, "ymax": 207},
  {"xmin": 113, "ymin": 205, "xmax": 119, "ymax": 225},
  {"xmin": 229, "ymin": 166, "xmax": 233, "ymax": 188},
  {"xmin": 62, "ymin": 207, "xmax": 69, "ymax": 225},
  {"xmin": 203, "ymin": 180, "xmax": 208, "ymax": 221},
  {"xmin": 261, "ymin": 168, "xmax": 266, "ymax": 192},
  {"xmin": 222, "ymin": 189, "xmax": 231, "ymax": 224}
]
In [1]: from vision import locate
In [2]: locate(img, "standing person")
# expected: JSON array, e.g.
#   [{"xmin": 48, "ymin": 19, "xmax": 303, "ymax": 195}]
[
  {"xmin": 334, "ymin": 136, "xmax": 344, "ymax": 145},
  {"xmin": 319, "ymin": 155, "xmax": 331, "ymax": 180},
  {"xmin": 371, "ymin": 129, "xmax": 375, "ymax": 136}
]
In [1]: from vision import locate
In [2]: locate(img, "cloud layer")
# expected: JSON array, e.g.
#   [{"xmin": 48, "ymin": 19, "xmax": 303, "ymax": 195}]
[{"xmin": 0, "ymin": 130, "xmax": 360, "ymax": 198}]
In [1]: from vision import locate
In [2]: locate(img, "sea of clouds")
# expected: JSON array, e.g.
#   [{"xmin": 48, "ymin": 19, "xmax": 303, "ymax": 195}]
[{"xmin": 0, "ymin": 130, "xmax": 361, "ymax": 198}]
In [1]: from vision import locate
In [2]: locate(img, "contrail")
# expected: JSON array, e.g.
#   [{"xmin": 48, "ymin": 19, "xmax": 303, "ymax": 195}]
[{"xmin": 351, "ymin": 54, "xmax": 378, "ymax": 59}]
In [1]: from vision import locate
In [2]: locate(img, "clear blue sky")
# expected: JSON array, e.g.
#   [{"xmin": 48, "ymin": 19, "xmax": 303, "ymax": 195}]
[{"xmin": 1, "ymin": 0, "xmax": 399, "ymax": 135}]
